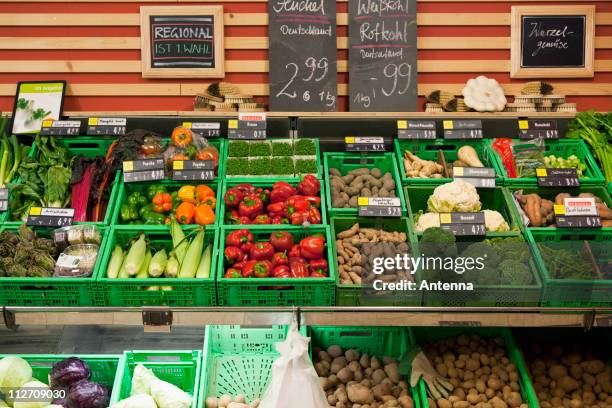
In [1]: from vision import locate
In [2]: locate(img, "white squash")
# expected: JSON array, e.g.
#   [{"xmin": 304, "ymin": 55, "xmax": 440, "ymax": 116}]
[{"xmin": 462, "ymin": 76, "xmax": 506, "ymax": 112}]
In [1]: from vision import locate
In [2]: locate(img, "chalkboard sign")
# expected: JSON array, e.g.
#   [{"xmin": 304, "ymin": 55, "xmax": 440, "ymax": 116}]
[
  {"xmin": 268, "ymin": 0, "xmax": 337, "ymax": 111},
  {"xmin": 140, "ymin": 6, "xmax": 224, "ymax": 78},
  {"xmin": 349, "ymin": 0, "xmax": 417, "ymax": 112},
  {"xmin": 511, "ymin": 6, "xmax": 594, "ymax": 78}
]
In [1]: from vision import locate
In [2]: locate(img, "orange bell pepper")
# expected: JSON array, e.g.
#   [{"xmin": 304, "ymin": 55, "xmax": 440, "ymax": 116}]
[
  {"xmin": 175, "ymin": 202, "xmax": 196, "ymax": 224},
  {"xmin": 195, "ymin": 204, "xmax": 215, "ymax": 225},
  {"xmin": 178, "ymin": 185, "xmax": 196, "ymax": 203},
  {"xmin": 195, "ymin": 185, "xmax": 215, "ymax": 201},
  {"xmin": 201, "ymin": 196, "xmax": 216, "ymax": 208}
]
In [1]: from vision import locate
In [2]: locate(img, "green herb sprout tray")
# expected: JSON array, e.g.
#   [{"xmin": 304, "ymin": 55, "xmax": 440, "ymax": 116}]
[
  {"xmin": 323, "ymin": 152, "xmax": 407, "ymax": 217},
  {"xmin": 111, "ymin": 179, "xmax": 221, "ymax": 227},
  {"xmin": 199, "ymin": 325, "xmax": 299, "ymax": 406},
  {"xmin": 395, "ymin": 139, "xmax": 502, "ymax": 186},
  {"xmin": 329, "ymin": 216, "xmax": 422, "ymax": 306},
  {"xmin": 528, "ymin": 229, "xmax": 612, "ymax": 308},
  {"xmin": 4, "ymin": 137, "xmax": 121, "ymax": 226},
  {"xmin": 308, "ymin": 326, "xmax": 424, "ymax": 407},
  {"xmin": 490, "ymin": 139, "xmax": 606, "ymax": 186},
  {"xmin": 404, "ymin": 185, "xmax": 522, "ymax": 237},
  {"xmin": 109, "ymin": 350, "xmax": 201, "ymax": 407},
  {"xmin": 413, "ymin": 327, "xmax": 538, "ymax": 408},
  {"xmin": 96, "ymin": 226, "xmax": 217, "ymax": 307},
  {"xmin": 0, "ymin": 354, "xmax": 121, "ymax": 391},
  {"xmin": 219, "ymin": 178, "xmax": 327, "ymax": 228},
  {"xmin": 216, "ymin": 225, "xmax": 335, "ymax": 306},
  {"xmin": 0, "ymin": 226, "xmax": 108, "ymax": 307}
]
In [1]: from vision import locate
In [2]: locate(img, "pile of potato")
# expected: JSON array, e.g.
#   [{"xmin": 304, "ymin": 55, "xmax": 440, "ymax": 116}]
[
  {"xmin": 329, "ymin": 167, "xmax": 397, "ymax": 208},
  {"xmin": 524, "ymin": 343, "xmax": 612, "ymax": 408},
  {"xmin": 314, "ymin": 344, "xmax": 414, "ymax": 408},
  {"xmin": 205, "ymin": 395, "xmax": 259, "ymax": 408},
  {"xmin": 423, "ymin": 334, "xmax": 527, "ymax": 408}
]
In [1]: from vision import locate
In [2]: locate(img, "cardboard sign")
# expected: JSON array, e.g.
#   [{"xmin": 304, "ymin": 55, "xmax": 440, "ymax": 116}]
[
  {"xmin": 536, "ymin": 168, "xmax": 580, "ymax": 187},
  {"xmin": 453, "ymin": 167, "xmax": 496, "ymax": 188},
  {"xmin": 439, "ymin": 212, "xmax": 486, "ymax": 236},
  {"xmin": 228, "ymin": 114, "xmax": 267, "ymax": 139},
  {"xmin": 27, "ymin": 207, "xmax": 74, "ymax": 228},
  {"xmin": 397, "ymin": 120, "xmax": 437, "ymax": 139},
  {"xmin": 345, "ymin": 137, "xmax": 385, "ymax": 152},
  {"xmin": 87, "ymin": 117, "xmax": 127, "ymax": 136},
  {"xmin": 358, "ymin": 197, "xmax": 402, "ymax": 217},
  {"xmin": 123, "ymin": 159, "xmax": 166, "ymax": 183},
  {"xmin": 554, "ymin": 197, "xmax": 601, "ymax": 228},
  {"xmin": 40, "ymin": 120, "xmax": 81, "ymax": 136},
  {"xmin": 518, "ymin": 120, "xmax": 559, "ymax": 140},
  {"xmin": 443, "ymin": 120, "xmax": 483, "ymax": 140},
  {"xmin": 172, "ymin": 160, "xmax": 215, "ymax": 181},
  {"xmin": 182, "ymin": 122, "xmax": 221, "ymax": 138}
]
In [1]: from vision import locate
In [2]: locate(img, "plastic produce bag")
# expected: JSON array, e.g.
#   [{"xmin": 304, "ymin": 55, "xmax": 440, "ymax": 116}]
[{"xmin": 259, "ymin": 322, "xmax": 327, "ymax": 408}]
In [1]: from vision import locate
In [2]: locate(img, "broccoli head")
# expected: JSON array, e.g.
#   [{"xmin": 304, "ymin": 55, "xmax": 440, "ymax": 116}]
[
  {"xmin": 486, "ymin": 236, "xmax": 532, "ymax": 263},
  {"xmin": 420, "ymin": 227, "xmax": 457, "ymax": 258},
  {"xmin": 499, "ymin": 259, "xmax": 533, "ymax": 285},
  {"xmin": 460, "ymin": 242, "xmax": 502, "ymax": 268},
  {"xmin": 476, "ymin": 266, "xmax": 501, "ymax": 285}
]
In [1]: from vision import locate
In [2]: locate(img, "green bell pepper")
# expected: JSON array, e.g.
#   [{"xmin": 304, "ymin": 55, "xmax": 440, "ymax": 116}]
[
  {"xmin": 127, "ymin": 191, "xmax": 147, "ymax": 207},
  {"xmin": 120, "ymin": 203, "xmax": 139, "ymax": 222},
  {"xmin": 147, "ymin": 185, "xmax": 167, "ymax": 200},
  {"xmin": 142, "ymin": 210, "xmax": 166, "ymax": 225},
  {"xmin": 170, "ymin": 191, "xmax": 181, "ymax": 211}
]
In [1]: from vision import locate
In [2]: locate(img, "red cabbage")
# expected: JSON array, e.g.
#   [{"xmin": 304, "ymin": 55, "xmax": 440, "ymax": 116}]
[
  {"xmin": 67, "ymin": 380, "xmax": 109, "ymax": 408},
  {"xmin": 50, "ymin": 357, "xmax": 91, "ymax": 388}
]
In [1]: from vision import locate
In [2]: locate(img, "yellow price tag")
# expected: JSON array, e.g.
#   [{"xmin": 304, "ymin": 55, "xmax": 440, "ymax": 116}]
[
  {"xmin": 397, "ymin": 120, "xmax": 407, "ymax": 129},
  {"xmin": 518, "ymin": 120, "xmax": 529, "ymax": 130},
  {"xmin": 345, "ymin": 136, "xmax": 356, "ymax": 144},
  {"xmin": 357, "ymin": 197, "xmax": 369, "ymax": 206},
  {"xmin": 88, "ymin": 117, "xmax": 98, "ymax": 126},
  {"xmin": 443, "ymin": 120, "xmax": 453, "ymax": 130},
  {"xmin": 440, "ymin": 213, "xmax": 452, "ymax": 224},
  {"xmin": 228, "ymin": 120, "xmax": 238, "ymax": 129},
  {"xmin": 123, "ymin": 161, "xmax": 134, "ymax": 172},
  {"xmin": 182, "ymin": 122, "xmax": 192, "ymax": 129},
  {"xmin": 29, "ymin": 207, "xmax": 42, "ymax": 216},
  {"xmin": 536, "ymin": 168, "xmax": 547, "ymax": 177},
  {"xmin": 453, "ymin": 167, "xmax": 464, "ymax": 176},
  {"xmin": 42, "ymin": 120, "xmax": 53, "ymax": 128},
  {"xmin": 173, "ymin": 160, "xmax": 184, "ymax": 170},
  {"xmin": 553, "ymin": 204, "xmax": 566, "ymax": 215}
]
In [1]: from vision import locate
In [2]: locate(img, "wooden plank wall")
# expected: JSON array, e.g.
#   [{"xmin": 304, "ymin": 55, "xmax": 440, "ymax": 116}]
[{"xmin": 0, "ymin": 0, "xmax": 610, "ymax": 114}]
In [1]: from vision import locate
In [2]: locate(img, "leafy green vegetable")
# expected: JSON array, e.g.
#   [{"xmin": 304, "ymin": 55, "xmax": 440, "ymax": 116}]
[
  {"xmin": 499, "ymin": 259, "xmax": 533, "ymax": 285},
  {"xmin": 227, "ymin": 141, "xmax": 249, "ymax": 157},
  {"xmin": 249, "ymin": 141, "xmax": 271, "ymax": 157},
  {"xmin": 294, "ymin": 138, "xmax": 316, "ymax": 155},
  {"xmin": 271, "ymin": 157, "xmax": 294, "ymax": 175},
  {"xmin": 272, "ymin": 141, "xmax": 293, "ymax": 156},
  {"xmin": 538, "ymin": 243, "xmax": 601, "ymax": 280},
  {"xmin": 295, "ymin": 158, "xmax": 317, "ymax": 174},
  {"xmin": 226, "ymin": 158, "xmax": 248, "ymax": 175},
  {"xmin": 567, "ymin": 110, "xmax": 612, "ymax": 183},
  {"xmin": 45, "ymin": 165, "xmax": 72, "ymax": 207},
  {"xmin": 248, "ymin": 157, "xmax": 271, "ymax": 175}
]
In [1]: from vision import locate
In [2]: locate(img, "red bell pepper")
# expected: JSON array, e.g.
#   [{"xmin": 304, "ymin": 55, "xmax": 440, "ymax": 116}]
[
  {"xmin": 255, "ymin": 187, "xmax": 271, "ymax": 204},
  {"xmin": 224, "ymin": 187, "xmax": 245, "ymax": 209},
  {"xmin": 270, "ymin": 215, "xmax": 283, "ymax": 224},
  {"xmin": 253, "ymin": 214, "xmax": 271, "ymax": 224},
  {"xmin": 224, "ymin": 268, "xmax": 242, "ymax": 278},
  {"xmin": 288, "ymin": 244, "xmax": 301, "ymax": 258},
  {"xmin": 242, "ymin": 260, "xmax": 257, "ymax": 277},
  {"xmin": 272, "ymin": 251, "xmax": 289, "ymax": 267},
  {"xmin": 289, "ymin": 257, "xmax": 309, "ymax": 277},
  {"xmin": 233, "ymin": 261, "xmax": 245, "ymax": 271},
  {"xmin": 266, "ymin": 202, "xmax": 287, "ymax": 217},
  {"xmin": 309, "ymin": 258, "xmax": 328, "ymax": 275},
  {"xmin": 239, "ymin": 195, "xmax": 264, "ymax": 218},
  {"xmin": 270, "ymin": 181, "xmax": 296, "ymax": 203},
  {"xmin": 299, "ymin": 235, "xmax": 325, "ymax": 260},
  {"xmin": 310, "ymin": 271, "xmax": 327, "ymax": 278},
  {"xmin": 224, "ymin": 247, "xmax": 245, "ymax": 265},
  {"xmin": 297, "ymin": 175, "xmax": 320, "ymax": 196},
  {"xmin": 238, "ymin": 216, "xmax": 251, "ymax": 224},
  {"xmin": 286, "ymin": 195, "xmax": 311, "ymax": 215},
  {"xmin": 303, "ymin": 196, "xmax": 321, "ymax": 208},
  {"xmin": 272, "ymin": 265, "xmax": 291, "ymax": 278},
  {"xmin": 253, "ymin": 260, "xmax": 272, "ymax": 278},
  {"xmin": 225, "ymin": 209, "xmax": 240, "ymax": 225},
  {"xmin": 240, "ymin": 241, "xmax": 253, "ymax": 253},
  {"xmin": 249, "ymin": 242, "xmax": 275, "ymax": 261},
  {"xmin": 233, "ymin": 183, "xmax": 256, "ymax": 194},
  {"xmin": 307, "ymin": 207, "xmax": 322, "ymax": 224},
  {"xmin": 269, "ymin": 231, "xmax": 295, "ymax": 252},
  {"xmin": 226, "ymin": 229, "xmax": 253, "ymax": 247},
  {"xmin": 290, "ymin": 211, "xmax": 309, "ymax": 226}
]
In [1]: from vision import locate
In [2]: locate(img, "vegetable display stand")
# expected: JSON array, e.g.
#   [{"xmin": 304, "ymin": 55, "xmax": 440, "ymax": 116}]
[
  {"xmin": 96, "ymin": 226, "xmax": 218, "ymax": 307},
  {"xmin": 404, "ymin": 185, "xmax": 522, "ymax": 237},
  {"xmin": 0, "ymin": 226, "xmax": 108, "ymax": 307},
  {"xmin": 528, "ymin": 229, "xmax": 612, "ymax": 308},
  {"xmin": 224, "ymin": 138, "xmax": 321, "ymax": 180},
  {"xmin": 216, "ymin": 225, "xmax": 336, "ymax": 306},
  {"xmin": 110, "ymin": 180, "xmax": 221, "ymax": 228},
  {"xmin": 5, "ymin": 137, "xmax": 121, "ymax": 226},
  {"xmin": 394, "ymin": 139, "xmax": 502, "ymax": 186},
  {"xmin": 323, "ymin": 152, "xmax": 407, "ymax": 217},
  {"xmin": 329, "ymin": 216, "xmax": 422, "ymax": 306},
  {"xmin": 109, "ymin": 350, "xmax": 201, "ymax": 407},
  {"xmin": 308, "ymin": 326, "xmax": 424, "ymax": 407},
  {"xmin": 491, "ymin": 139, "xmax": 605, "ymax": 187},
  {"xmin": 199, "ymin": 325, "xmax": 297, "ymax": 406},
  {"xmin": 412, "ymin": 327, "xmax": 538, "ymax": 408},
  {"xmin": 219, "ymin": 178, "xmax": 327, "ymax": 228}
]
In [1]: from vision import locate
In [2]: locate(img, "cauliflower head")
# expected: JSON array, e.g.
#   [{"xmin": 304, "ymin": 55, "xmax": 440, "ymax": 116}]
[
  {"xmin": 427, "ymin": 180, "xmax": 481, "ymax": 213},
  {"xmin": 483, "ymin": 210, "xmax": 510, "ymax": 232},
  {"xmin": 414, "ymin": 212, "xmax": 441, "ymax": 232}
]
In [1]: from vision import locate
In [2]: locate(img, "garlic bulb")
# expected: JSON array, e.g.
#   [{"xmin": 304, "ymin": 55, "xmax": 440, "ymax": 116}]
[{"xmin": 462, "ymin": 76, "xmax": 507, "ymax": 112}]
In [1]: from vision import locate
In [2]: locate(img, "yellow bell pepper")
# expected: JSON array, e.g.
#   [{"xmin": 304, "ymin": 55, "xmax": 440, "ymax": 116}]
[{"xmin": 178, "ymin": 185, "xmax": 196, "ymax": 203}]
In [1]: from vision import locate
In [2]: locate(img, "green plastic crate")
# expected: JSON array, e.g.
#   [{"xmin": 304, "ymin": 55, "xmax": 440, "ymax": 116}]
[
  {"xmin": 224, "ymin": 138, "xmax": 321, "ymax": 180},
  {"xmin": 395, "ymin": 139, "xmax": 502, "ymax": 186},
  {"xmin": 329, "ymin": 216, "xmax": 422, "ymax": 306},
  {"xmin": 111, "ymin": 179, "xmax": 221, "ymax": 227},
  {"xmin": 414, "ymin": 234, "xmax": 542, "ymax": 307},
  {"xmin": 96, "ymin": 226, "xmax": 217, "ymax": 307},
  {"xmin": 528, "ymin": 229, "xmax": 612, "ymax": 307},
  {"xmin": 404, "ymin": 185, "xmax": 522, "ymax": 237},
  {"xmin": 506, "ymin": 185, "xmax": 612, "ymax": 234},
  {"xmin": 323, "ymin": 152, "xmax": 407, "ymax": 217},
  {"xmin": 109, "ymin": 350, "xmax": 201, "ymax": 407},
  {"xmin": 219, "ymin": 178, "xmax": 327, "ymax": 228},
  {"xmin": 490, "ymin": 139, "xmax": 606, "ymax": 186},
  {"xmin": 0, "ymin": 226, "xmax": 108, "ymax": 307},
  {"xmin": 413, "ymin": 327, "xmax": 538, "ymax": 408},
  {"xmin": 308, "ymin": 326, "xmax": 424, "ymax": 407},
  {"xmin": 4, "ymin": 137, "xmax": 121, "ymax": 226},
  {"xmin": 199, "ymin": 325, "xmax": 300, "ymax": 405},
  {"xmin": 216, "ymin": 225, "xmax": 335, "ymax": 306}
]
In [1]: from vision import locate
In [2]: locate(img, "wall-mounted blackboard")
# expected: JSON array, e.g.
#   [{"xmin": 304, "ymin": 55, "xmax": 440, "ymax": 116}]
[
  {"xmin": 511, "ymin": 6, "xmax": 595, "ymax": 78},
  {"xmin": 268, "ymin": 0, "xmax": 337, "ymax": 112},
  {"xmin": 349, "ymin": 0, "xmax": 417, "ymax": 112},
  {"xmin": 140, "ymin": 6, "xmax": 224, "ymax": 78}
]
